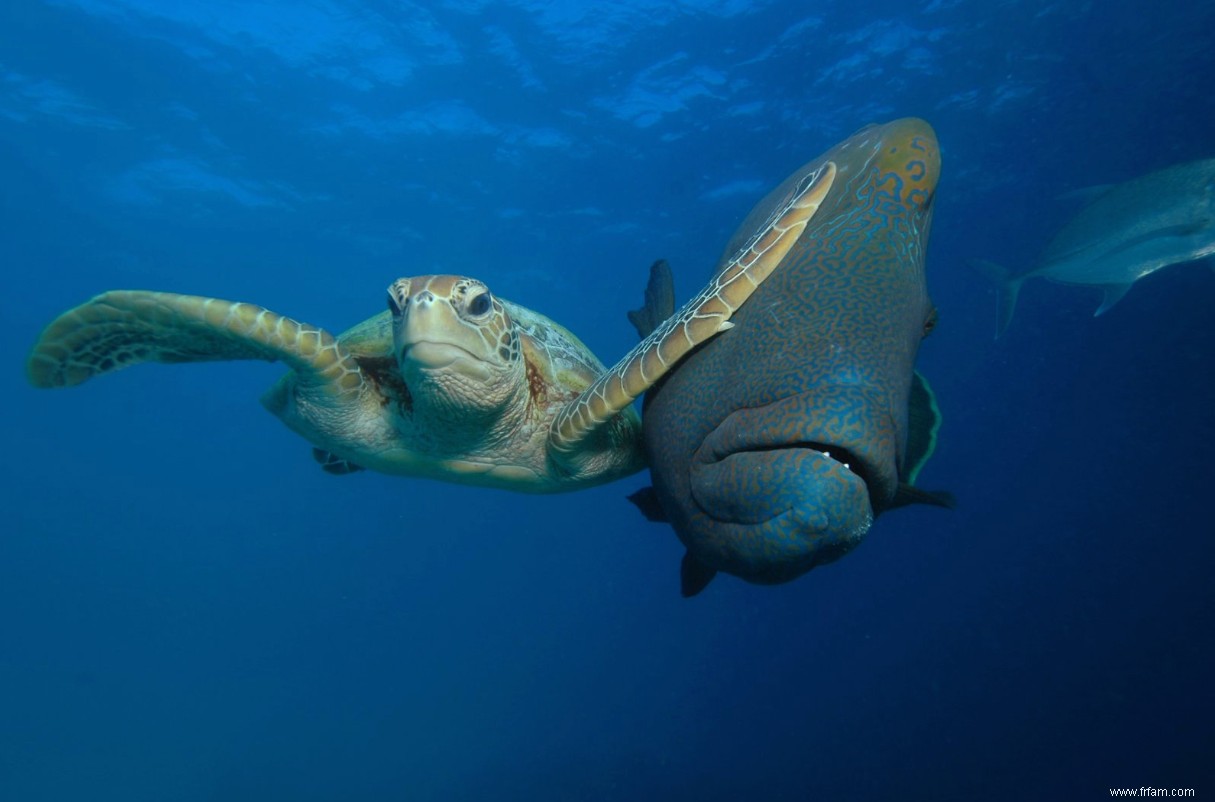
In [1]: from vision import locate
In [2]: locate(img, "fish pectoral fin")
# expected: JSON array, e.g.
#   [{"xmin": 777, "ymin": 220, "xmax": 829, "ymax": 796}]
[
  {"xmin": 890, "ymin": 483, "xmax": 955, "ymax": 510},
  {"xmin": 1158, "ymin": 220, "xmax": 1211, "ymax": 236},
  {"xmin": 904, "ymin": 371, "xmax": 943, "ymax": 486},
  {"xmin": 627, "ymin": 486, "xmax": 670, "ymax": 523},
  {"xmin": 680, "ymin": 551, "xmax": 717, "ymax": 598},
  {"xmin": 1094, "ymin": 282, "xmax": 1133, "ymax": 316}
]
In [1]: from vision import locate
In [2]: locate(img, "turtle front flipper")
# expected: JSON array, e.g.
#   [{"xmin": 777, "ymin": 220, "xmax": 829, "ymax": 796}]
[
  {"xmin": 27, "ymin": 290, "xmax": 365, "ymax": 399},
  {"xmin": 548, "ymin": 160, "xmax": 838, "ymax": 462}
]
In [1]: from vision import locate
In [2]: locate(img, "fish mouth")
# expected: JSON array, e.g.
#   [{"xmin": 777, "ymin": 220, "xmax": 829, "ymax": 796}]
[
  {"xmin": 687, "ymin": 432, "xmax": 875, "ymax": 585},
  {"xmin": 690, "ymin": 433, "xmax": 876, "ymax": 530},
  {"xmin": 689, "ymin": 384, "xmax": 901, "ymax": 515},
  {"xmin": 692, "ymin": 400, "xmax": 882, "ymax": 504},
  {"xmin": 682, "ymin": 392, "xmax": 894, "ymax": 584},
  {"xmin": 727, "ymin": 439, "xmax": 873, "ymax": 493}
]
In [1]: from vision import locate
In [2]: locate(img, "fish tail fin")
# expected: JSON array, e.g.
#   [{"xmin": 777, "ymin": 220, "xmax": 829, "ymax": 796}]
[{"xmin": 968, "ymin": 259, "xmax": 1023, "ymax": 338}]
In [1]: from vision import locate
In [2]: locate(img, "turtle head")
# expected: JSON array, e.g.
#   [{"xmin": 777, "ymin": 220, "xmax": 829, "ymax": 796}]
[{"xmin": 388, "ymin": 275, "xmax": 524, "ymax": 423}]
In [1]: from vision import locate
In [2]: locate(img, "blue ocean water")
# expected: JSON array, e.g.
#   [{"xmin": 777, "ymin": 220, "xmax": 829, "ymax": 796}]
[{"xmin": 2, "ymin": 1, "xmax": 1213, "ymax": 799}]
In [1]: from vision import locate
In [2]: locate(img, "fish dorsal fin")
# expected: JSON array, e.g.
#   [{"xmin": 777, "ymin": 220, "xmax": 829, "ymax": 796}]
[
  {"xmin": 903, "ymin": 370, "xmax": 942, "ymax": 486},
  {"xmin": 627, "ymin": 260, "xmax": 676, "ymax": 339}
]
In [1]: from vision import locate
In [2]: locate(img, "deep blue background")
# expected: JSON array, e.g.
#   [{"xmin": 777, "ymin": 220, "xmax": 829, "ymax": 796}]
[{"xmin": 2, "ymin": 1, "xmax": 1213, "ymax": 800}]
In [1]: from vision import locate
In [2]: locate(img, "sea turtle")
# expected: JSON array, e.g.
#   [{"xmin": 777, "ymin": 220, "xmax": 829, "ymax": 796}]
[{"xmin": 25, "ymin": 162, "xmax": 836, "ymax": 493}]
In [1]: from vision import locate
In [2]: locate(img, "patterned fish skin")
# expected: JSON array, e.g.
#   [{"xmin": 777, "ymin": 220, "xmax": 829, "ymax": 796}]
[{"xmin": 640, "ymin": 118, "xmax": 941, "ymax": 589}]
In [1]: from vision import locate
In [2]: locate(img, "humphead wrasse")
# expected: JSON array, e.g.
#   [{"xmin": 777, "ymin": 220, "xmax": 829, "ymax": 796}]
[
  {"xmin": 629, "ymin": 118, "xmax": 951, "ymax": 596},
  {"xmin": 973, "ymin": 157, "xmax": 1215, "ymax": 336}
]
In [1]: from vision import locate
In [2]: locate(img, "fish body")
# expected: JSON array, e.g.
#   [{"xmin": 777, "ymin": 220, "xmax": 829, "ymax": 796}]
[
  {"xmin": 631, "ymin": 118, "xmax": 947, "ymax": 596},
  {"xmin": 974, "ymin": 157, "xmax": 1215, "ymax": 335}
]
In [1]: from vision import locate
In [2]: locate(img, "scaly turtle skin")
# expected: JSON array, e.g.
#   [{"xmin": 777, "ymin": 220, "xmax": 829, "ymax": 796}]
[{"xmin": 25, "ymin": 163, "xmax": 835, "ymax": 493}]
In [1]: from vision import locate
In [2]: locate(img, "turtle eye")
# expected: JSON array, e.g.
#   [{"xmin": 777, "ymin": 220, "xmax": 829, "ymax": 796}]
[
  {"xmin": 387, "ymin": 293, "xmax": 402, "ymax": 316},
  {"xmin": 467, "ymin": 292, "xmax": 492, "ymax": 318}
]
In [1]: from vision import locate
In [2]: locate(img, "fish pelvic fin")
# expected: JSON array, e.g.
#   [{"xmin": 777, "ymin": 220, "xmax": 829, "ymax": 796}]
[
  {"xmin": 1094, "ymin": 283, "xmax": 1133, "ymax": 316},
  {"xmin": 968, "ymin": 259, "xmax": 1023, "ymax": 338},
  {"xmin": 680, "ymin": 551, "xmax": 717, "ymax": 598},
  {"xmin": 890, "ymin": 483, "xmax": 956, "ymax": 510},
  {"xmin": 627, "ymin": 486, "xmax": 670, "ymax": 523}
]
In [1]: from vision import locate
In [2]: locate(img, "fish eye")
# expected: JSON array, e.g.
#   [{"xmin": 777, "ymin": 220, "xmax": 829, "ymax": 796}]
[{"xmin": 468, "ymin": 292, "xmax": 492, "ymax": 317}]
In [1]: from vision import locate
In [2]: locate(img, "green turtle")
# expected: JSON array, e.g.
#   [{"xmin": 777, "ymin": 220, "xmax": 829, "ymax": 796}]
[{"xmin": 26, "ymin": 162, "xmax": 836, "ymax": 493}]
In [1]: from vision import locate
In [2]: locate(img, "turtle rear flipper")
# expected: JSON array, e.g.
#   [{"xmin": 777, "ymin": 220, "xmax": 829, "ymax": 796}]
[
  {"xmin": 312, "ymin": 448, "xmax": 365, "ymax": 475},
  {"xmin": 27, "ymin": 290, "xmax": 365, "ymax": 399},
  {"xmin": 549, "ymin": 160, "xmax": 838, "ymax": 461}
]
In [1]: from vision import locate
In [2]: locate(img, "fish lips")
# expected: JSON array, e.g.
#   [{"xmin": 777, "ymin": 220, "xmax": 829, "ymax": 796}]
[{"xmin": 687, "ymin": 387, "xmax": 897, "ymax": 583}]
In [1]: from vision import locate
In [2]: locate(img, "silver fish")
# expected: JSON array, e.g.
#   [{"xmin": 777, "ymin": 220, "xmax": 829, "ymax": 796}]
[{"xmin": 973, "ymin": 157, "xmax": 1215, "ymax": 336}]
